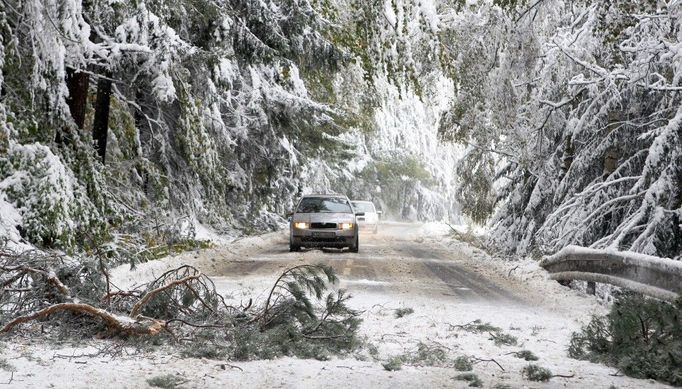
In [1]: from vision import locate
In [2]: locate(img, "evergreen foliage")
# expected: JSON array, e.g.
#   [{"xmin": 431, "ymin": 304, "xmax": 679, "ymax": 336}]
[
  {"xmin": 512, "ymin": 350, "xmax": 539, "ymax": 361},
  {"xmin": 568, "ymin": 293, "xmax": 682, "ymax": 386},
  {"xmin": 381, "ymin": 341, "xmax": 457, "ymax": 370},
  {"xmin": 407, "ymin": 341, "xmax": 449, "ymax": 366},
  {"xmin": 490, "ymin": 332, "xmax": 518, "ymax": 347},
  {"xmin": 455, "ymin": 372, "xmax": 483, "ymax": 387},
  {"xmin": 382, "ymin": 356, "xmax": 403, "ymax": 371},
  {"xmin": 0, "ymin": 249, "xmax": 361, "ymax": 363},
  {"xmin": 146, "ymin": 374, "xmax": 185, "ymax": 389},
  {"xmin": 453, "ymin": 355, "xmax": 473, "ymax": 371},
  {"xmin": 0, "ymin": 358, "xmax": 15, "ymax": 372},
  {"xmin": 521, "ymin": 364, "xmax": 552, "ymax": 382},
  {"xmin": 453, "ymin": 319, "xmax": 502, "ymax": 334},
  {"xmin": 394, "ymin": 307, "xmax": 414, "ymax": 318}
]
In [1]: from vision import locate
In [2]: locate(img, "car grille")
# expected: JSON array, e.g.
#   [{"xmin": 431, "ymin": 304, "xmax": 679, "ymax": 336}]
[
  {"xmin": 302, "ymin": 236, "xmax": 347, "ymax": 243},
  {"xmin": 310, "ymin": 222, "xmax": 337, "ymax": 229}
]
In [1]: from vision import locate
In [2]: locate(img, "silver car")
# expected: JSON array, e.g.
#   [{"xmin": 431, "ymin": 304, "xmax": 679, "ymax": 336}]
[{"xmin": 289, "ymin": 194, "xmax": 364, "ymax": 252}]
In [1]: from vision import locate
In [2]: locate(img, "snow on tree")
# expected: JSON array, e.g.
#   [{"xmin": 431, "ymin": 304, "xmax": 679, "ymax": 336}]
[
  {"xmin": 3, "ymin": 0, "xmax": 676, "ymax": 259},
  {"xmin": 439, "ymin": 0, "xmax": 682, "ymax": 258},
  {"xmin": 0, "ymin": 0, "xmax": 463, "ymax": 251}
]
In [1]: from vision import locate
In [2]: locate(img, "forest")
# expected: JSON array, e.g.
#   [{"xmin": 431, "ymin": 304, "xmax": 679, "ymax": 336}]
[
  {"xmin": 0, "ymin": 0, "xmax": 679, "ymax": 259},
  {"xmin": 1, "ymin": 0, "xmax": 680, "ymax": 260}
]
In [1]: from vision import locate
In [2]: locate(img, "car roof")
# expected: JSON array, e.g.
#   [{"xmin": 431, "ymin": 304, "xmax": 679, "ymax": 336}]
[
  {"xmin": 302, "ymin": 193, "xmax": 348, "ymax": 198},
  {"xmin": 351, "ymin": 200, "xmax": 374, "ymax": 204}
]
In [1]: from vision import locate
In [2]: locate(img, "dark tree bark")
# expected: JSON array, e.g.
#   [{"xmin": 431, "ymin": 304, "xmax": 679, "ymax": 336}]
[
  {"xmin": 93, "ymin": 72, "xmax": 112, "ymax": 163},
  {"xmin": 58, "ymin": 67, "xmax": 90, "ymax": 145},
  {"xmin": 65, "ymin": 67, "xmax": 90, "ymax": 130}
]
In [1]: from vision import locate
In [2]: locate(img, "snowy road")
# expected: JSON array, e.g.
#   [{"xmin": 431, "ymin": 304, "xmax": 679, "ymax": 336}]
[
  {"xmin": 210, "ymin": 222, "xmax": 524, "ymax": 305},
  {"xmin": 4, "ymin": 223, "xmax": 674, "ymax": 389}
]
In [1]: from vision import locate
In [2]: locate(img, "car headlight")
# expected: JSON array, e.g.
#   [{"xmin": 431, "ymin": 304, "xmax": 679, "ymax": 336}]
[
  {"xmin": 340, "ymin": 223, "xmax": 354, "ymax": 230},
  {"xmin": 294, "ymin": 222, "xmax": 309, "ymax": 229}
]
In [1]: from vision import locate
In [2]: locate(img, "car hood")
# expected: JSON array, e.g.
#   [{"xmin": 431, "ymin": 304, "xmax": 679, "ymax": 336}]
[{"xmin": 293, "ymin": 213, "xmax": 354, "ymax": 223}]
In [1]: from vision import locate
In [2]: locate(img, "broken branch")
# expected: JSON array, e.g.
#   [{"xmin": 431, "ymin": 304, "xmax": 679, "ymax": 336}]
[
  {"xmin": 0, "ymin": 265, "xmax": 70, "ymax": 296},
  {"xmin": 130, "ymin": 274, "xmax": 202, "ymax": 317},
  {"xmin": 1, "ymin": 302, "xmax": 165, "ymax": 336},
  {"xmin": 472, "ymin": 357, "xmax": 505, "ymax": 371}
]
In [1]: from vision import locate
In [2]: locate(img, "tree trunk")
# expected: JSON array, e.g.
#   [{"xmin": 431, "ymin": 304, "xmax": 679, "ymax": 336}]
[
  {"xmin": 586, "ymin": 281, "xmax": 596, "ymax": 296},
  {"xmin": 65, "ymin": 67, "xmax": 90, "ymax": 130},
  {"xmin": 93, "ymin": 72, "xmax": 112, "ymax": 163},
  {"xmin": 561, "ymin": 134, "xmax": 573, "ymax": 174}
]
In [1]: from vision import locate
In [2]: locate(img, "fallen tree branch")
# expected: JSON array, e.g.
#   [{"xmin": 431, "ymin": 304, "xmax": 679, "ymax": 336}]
[
  {"xmin": 1, "ymin": 303, "xmax": 165, "ymax": 336},
  {"xmin": 472, "ymin": 357, "xmax": 505, "ymax": 371},
  {"xmin": 261, "ymin": 264, "xmax": 309, "ymax": 324},
  {"xmin": 220, "ymin": 363, "xmax": 243, "ymax": 371},
  {"xmin": 1, "ymin": 258, "xmax": 360, "ymax": 361},
  {"xmin": 0, "ymin": 265, "xmax": 70, "ymax": 296},
  {"xmin": 130, "ymin": 274, "xmax": 202, "ymax": 317},
  {"xmin": 447, "ymin": 320, "xmax": 479, "ymax": 331},
  {"xmin": 552, "ymin": 373, "xmax": 576, "ymax": 379}
]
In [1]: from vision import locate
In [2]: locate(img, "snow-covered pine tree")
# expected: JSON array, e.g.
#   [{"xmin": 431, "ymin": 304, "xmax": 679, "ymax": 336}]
[{"xmin": 439, "ymin": 0, "xmax": 682, "ymax": 258}]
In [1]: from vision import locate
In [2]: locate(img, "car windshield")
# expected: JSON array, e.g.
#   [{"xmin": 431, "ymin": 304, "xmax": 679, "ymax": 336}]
[
  {"xmin": 297, "ymin": 197, "xmax": 352, "ymax": 213},
  {"xmin": 352, "ymin": 201, "xmax": 376, "ymax": 213}
]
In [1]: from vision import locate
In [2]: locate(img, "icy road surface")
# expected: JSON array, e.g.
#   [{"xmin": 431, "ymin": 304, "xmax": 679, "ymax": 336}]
[
  {"xmin": 2, "ymin": 223, "xmax": 673, "ymax": 388},
  {"xmin": 211, "ymin": 222, "xmax": 523, "ymax": 304}
]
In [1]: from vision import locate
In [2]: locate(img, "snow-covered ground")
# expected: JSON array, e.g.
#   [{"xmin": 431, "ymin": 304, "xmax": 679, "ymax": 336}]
[{"xmin": 0, "ymin": 223, "xmax": 672, "ymax": 388}]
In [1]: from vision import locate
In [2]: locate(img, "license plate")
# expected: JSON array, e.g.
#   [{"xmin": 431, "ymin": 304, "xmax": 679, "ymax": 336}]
[{"xmin": 312, "ymin": 232, "xmax": 335, "ymax": 238}]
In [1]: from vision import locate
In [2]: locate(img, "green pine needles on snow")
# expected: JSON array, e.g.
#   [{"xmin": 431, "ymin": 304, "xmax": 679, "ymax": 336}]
[
  {"xmin": 521, "ymin": 364, "xmax": 552, "ymax": 382},
  {"xmin": 146, "ymin": 374, "xmax": 186, "ymax": 389},
  {"xmin": 453, "ymin": 355, "xmax": 473, "ymax": 371},
  {"xmin": 394, "ymin": 307, "xmax": 414, "ymax": 318},
  {"xmin": 512, "ymin": 350, "xmax": 539, "ymax": 361},
  {"xmin": 568, "ymin": 293, "xmax": 682, "ymax": 386},
  {"xmin": 180, "ymin": 264, "xmax": 362, "ymax": 361},
  {"xmin": 454, "ymin": 372, "xmax": 483, "ymax": 387}
]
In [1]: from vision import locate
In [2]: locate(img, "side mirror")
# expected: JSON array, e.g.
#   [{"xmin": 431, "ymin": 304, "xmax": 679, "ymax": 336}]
[
  {"xmin": 376, "ymin": 211, "xmax": 383, "ymax": 215},
  {"xmin": 286, "ymin": 211, "xmax": 294, "ymax": 218},
  {"xmin": 355, "ymin": 212, "xmax": 365, "ymax": 217}
]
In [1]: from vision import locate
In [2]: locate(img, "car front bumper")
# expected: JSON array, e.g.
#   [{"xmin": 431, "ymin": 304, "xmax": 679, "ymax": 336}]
[{"xmin": 291, "ymin": 229, "xmax": 356, "ymax": 247}]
